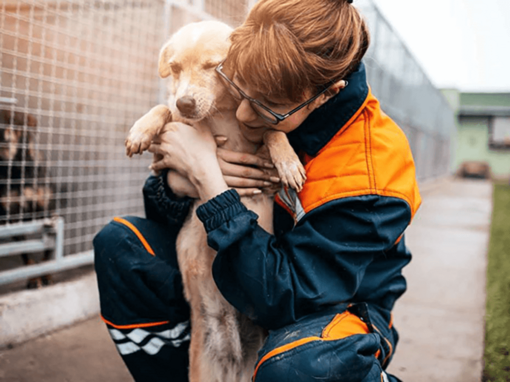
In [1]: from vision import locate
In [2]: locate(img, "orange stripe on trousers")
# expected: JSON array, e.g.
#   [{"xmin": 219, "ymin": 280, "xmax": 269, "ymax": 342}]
[{"xmin": 113, "ymin": 216, "xmax": 155, "ymax": 256}]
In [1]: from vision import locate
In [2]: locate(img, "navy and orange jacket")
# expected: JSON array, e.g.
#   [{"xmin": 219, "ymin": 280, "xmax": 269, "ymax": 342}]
[{"xmin": 143, "ymin": 62, "xmax": 421, "ymax": 331}]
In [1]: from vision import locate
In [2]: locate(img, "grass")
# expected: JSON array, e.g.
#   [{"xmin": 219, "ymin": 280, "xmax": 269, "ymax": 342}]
[{"xmin": 483, "ymin": 182, "xmax": 510, "ymax": 382}]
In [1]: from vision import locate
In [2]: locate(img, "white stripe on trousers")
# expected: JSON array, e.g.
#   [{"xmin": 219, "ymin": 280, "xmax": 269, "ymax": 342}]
[{"xmin": 108, "ymin": 321, "xmax": 190, "ymax": 356}]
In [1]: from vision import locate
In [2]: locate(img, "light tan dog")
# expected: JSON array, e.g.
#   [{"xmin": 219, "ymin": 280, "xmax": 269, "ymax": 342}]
[{"xmin": 125, "ymin": 20, "xmax": 305, "ymax": 382}]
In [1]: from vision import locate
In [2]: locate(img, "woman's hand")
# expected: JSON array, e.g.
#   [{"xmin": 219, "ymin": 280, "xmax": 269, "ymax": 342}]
[
  {"xmin": 148, "ymin": 124, "xmax": 281, "ymax": 200},
  {"xmin": 216, "ymin": 138, "xmax": 281, "ymax": 197},
  {"xmin": 149, "ymin": 122, "xmax": 228, "ymax": 201},
  {"xmin": 149, "ymin": 122, "xmax": 217, "ymax": 176}
]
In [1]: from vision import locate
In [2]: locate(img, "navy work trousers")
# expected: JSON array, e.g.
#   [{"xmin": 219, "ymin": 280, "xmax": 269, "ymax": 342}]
[{"xmin": 94, "ymin": 216, "xmax": 402, "ymax": 382}]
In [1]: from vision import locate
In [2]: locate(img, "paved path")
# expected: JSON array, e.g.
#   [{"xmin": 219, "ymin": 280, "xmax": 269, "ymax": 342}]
[
  {"xmin": 0, "ymin": 178, "xmax": 491, "ymax": 382},
  {"xmin": 387, "ymin": 178, "xmax": 491, "ymax": 381},
  {"xmin": 0, "ymin": 317, "xmax": 131, "ymax": 382}
]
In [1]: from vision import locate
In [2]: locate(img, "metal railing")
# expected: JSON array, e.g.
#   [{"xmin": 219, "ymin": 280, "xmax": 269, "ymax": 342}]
[
  {"xmin": 0, "ymin": 0, "xmax": 454, "ymax": 287},
  {"xmin": 0, "ymin": 217, "xmax": 81, "ymax": 286}
]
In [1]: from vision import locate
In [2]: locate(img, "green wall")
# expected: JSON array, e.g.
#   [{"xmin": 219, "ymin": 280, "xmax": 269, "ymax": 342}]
[{"xmin": 456, "ymin": 117, "xmax": 510, "ymax": 177}]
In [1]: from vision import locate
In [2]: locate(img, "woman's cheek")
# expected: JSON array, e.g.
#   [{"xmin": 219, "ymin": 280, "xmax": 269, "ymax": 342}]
[{"xmin": 281, "ymin": 113, "xmax": 304, "ymax": 133}]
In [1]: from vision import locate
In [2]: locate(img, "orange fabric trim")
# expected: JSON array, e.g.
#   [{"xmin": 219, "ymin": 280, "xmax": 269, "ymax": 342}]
[
  {"xmin": 113, "ymin": 216, "xmax": 155, "ymax": 256},
  {"xmin": 389, "ymin": 314, "xmax": 393, "ymax": 329},
  {"xmin": 373, "ymin": 324, "xmax": 393, "ymax": 366},
  {"xmin": 253, "ymin": 336, "xmax": 320, "ymax": 380},
  {"xmin": 293, "ymin": 89, "xmax": 421, "ymax": 221},
  {"xmin": 253, "ymin": 312, "xmax": 372, "ymax": 380},
  {"xmin": 321, "ymin": 311, "xmax": 370, "ymax": 339},
  {"xmin": 101, "ymin": 314, "xmax": 169, "ymax": 329}
]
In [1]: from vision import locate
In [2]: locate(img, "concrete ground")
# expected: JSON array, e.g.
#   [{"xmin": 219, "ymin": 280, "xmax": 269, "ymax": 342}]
[
  {"xmin": 0, "ymin": 318, "xmax": 132, "ymax": 382},
  {"xmin": 387, "ymin": 178, "xmax": 491, "ymax": 381},
  {"xmin": 0, "ymin": 178, "xmax": 492, "ymax": 381}
]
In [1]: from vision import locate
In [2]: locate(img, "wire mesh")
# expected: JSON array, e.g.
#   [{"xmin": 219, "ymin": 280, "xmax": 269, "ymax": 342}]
[
  {"xmin": 0, "ymin": 0, "xmax": 165, "ymax": 258},
  {"xmin": 204, "ymin": 0, "xmax": 251, "ymax": 26}
]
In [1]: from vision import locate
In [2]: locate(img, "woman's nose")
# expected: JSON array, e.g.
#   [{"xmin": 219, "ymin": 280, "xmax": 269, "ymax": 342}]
[{"xmin": 236, "ymin": 99, "xmax": 258, "ymax": 124}]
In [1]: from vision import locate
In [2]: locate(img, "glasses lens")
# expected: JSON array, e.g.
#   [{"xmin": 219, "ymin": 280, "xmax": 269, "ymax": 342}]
[{"xmin": 251, "ymin": 102, "xmax": 278, "ymax": 124}]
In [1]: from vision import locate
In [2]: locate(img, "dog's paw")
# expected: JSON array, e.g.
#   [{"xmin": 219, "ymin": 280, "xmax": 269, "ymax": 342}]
[
  {"xmin": 274, "ymin": 158, "xmax": 307, "ymax": 192},
  {"xmin": 263, "ymin": 130, "xmax": 307, "ymax": 192},
  {"xmin": 125, "ymin": 105, "xmax": 172, "ymax": 157},
  {"xmin": 125, "ymin": 130, "xmax": 153, "ymax": 157}
]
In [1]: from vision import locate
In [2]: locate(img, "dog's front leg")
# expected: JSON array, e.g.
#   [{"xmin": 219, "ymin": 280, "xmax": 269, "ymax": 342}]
[
  {"xmin": 263, "ymin": 130, "xmax": 307, "ymax": 192},
  {"xmin": 125, "ymin": 104, "xmax": 172, "ymax": 157}
]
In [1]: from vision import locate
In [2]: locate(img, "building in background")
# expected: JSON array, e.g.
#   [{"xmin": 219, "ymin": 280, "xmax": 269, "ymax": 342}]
[{"xmin": 443, "ymin": 90, "xmax": 510, "ymax": 180}]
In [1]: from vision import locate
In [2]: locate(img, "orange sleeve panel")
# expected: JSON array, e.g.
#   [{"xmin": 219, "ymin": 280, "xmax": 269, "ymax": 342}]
[{"xmin": 295, "ymin": 89, "xmax": 421, "ymax": 220}]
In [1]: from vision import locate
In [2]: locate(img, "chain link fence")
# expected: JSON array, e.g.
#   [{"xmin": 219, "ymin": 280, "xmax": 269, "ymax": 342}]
[{"xmin": 0, "ymin": 0, "xmax": 453, "ymax": 287}]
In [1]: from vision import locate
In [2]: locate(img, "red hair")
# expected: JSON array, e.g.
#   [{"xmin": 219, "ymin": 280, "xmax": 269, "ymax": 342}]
[{"xmin": 226, "ymin": 0, "xmax": 370, "ymax": 102}]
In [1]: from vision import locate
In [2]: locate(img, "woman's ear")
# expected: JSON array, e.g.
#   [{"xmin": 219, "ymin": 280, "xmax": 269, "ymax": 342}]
[
  {"xmin": 310, "ymin": 80, "xmax": 348, "ymax": 109},
  {"xmin": 327, "ymin": 80, "xmax": 348, "ymax": 97}
]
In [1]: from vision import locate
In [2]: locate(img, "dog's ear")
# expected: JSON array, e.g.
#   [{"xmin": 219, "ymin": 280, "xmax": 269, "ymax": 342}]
[{"xmin": 158, "ymin": 40, "xmax": 174, "ymax": 79}]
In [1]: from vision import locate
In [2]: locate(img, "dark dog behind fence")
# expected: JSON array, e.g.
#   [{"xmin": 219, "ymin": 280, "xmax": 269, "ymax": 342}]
[{"xmin": 0, "ymin": 109, "xmax": 57, "ymax": 288}]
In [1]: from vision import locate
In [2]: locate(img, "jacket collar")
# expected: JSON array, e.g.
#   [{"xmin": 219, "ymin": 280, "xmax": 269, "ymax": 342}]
[{"xmin": 287, "ymin": 62, "xmax": 369, "ymax": 157}]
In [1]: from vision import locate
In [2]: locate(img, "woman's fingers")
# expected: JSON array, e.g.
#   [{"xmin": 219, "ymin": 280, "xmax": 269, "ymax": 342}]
[
  {"xmin": 150, "ymin": 157, "xmax": 170, "ymax": 172},
  {"xmin": 262, "ymin": 182, "xmax": 281, "ymax": 195},
  {"xmin": 223, "ymin": 175, "xmax": 272, "ymax": 189},
  {"xmin": 234, "ymin": 188, "xmax": 264, "ymax": 197},
  {"xmin": 217, "ymin": 148, "xmax": 273, "ymax": 169},
  {"xmin": 148, "ymin": 143, "xmax": 163, "ymax": 156},
  {"xmin": 220, "ymin": 161, "xmax": 272, "ymax": 181},
  {"xmin": 215, "ymin": 135, "xmax": 228, "ymax": 147}
]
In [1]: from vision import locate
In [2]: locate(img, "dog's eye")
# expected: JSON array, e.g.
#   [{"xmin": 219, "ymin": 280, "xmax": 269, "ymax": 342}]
[
  {"xmin": 169, "ymin": 62, "xmax": 182, "ymax": 74},
  {"xmin": 202, "ymin": 61, "xmax": 219, "ymax": 71}
]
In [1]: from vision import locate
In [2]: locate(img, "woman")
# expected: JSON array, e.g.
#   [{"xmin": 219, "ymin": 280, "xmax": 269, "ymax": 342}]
[{"xmin": 94, "ymin": 0, "xmax": 420, "ymax": 381}]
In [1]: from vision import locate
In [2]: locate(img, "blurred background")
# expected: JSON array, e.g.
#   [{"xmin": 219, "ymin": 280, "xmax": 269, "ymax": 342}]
[{"xmin": 0, "ymin": 0, "xmax": 508, "ymax": 381}]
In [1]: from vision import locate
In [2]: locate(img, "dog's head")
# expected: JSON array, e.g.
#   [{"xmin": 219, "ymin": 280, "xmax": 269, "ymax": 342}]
[
  {"xmin": 158, "ymin": 21, "xmax": 235, "ymax": 122},
  {"xmin": 0, "ymin": 110, "xmax": 37, "ymax": 162}
]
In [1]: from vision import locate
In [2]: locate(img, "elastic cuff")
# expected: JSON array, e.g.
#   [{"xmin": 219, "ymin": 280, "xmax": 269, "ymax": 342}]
[
  {"xmin": 156, "ymin": 171, "xmax": 192, "ymax": 224},
  {"xmin": 143, "ymin": 170, "xmax": 192, "ymax": 225},
  {"xmin": 196, "ymin": 189, "xmax": 248, "ymax": 232}
]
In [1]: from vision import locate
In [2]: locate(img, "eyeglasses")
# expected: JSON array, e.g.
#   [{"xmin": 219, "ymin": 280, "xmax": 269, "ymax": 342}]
[{"xmin": 215, "ymin": 61, "xmax": 345, "ymax": 125}]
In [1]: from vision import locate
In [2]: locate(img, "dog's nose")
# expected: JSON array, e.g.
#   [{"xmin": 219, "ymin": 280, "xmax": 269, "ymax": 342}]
[{"xmin": 176, "ymin": 96, "xmax": 196, "ymax": 115}]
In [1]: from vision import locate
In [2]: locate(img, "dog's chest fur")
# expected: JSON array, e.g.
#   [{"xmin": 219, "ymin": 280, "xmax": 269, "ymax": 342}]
[{"xmin": 173, "ymin": 105, "xmax": 271, "ymax": 382}]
